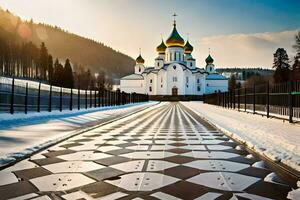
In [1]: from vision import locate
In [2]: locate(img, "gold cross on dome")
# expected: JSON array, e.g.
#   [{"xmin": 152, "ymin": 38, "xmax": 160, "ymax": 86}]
[
  {"xmin": 172, "ymin": 13, "xmax": 177, "ymax": 20},
  {"xmin": 172, "ymin": 13, "xmax": 177, "ymax": 26}
]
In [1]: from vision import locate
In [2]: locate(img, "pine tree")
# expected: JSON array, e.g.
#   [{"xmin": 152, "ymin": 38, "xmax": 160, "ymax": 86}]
[
  {"xmin": 39, "ymin": 42, "xmax": 48, "ymax": 80},
  {"xmin": 292, "ymin": 30, "xmax": 300, "ymax": 59},
  {"xmin": 48, "ymin": 55, "xmax": 53, "ymax": 83},
  {"xmin": 64, "ymin": 58, "xmax": 74, "ymax": 88},
  {"xmin": 291, "ymin": 57, "xmax": 300, "ymax": 81},
  {"xmin": 273, "ymin": 48, "xmax": 290, "ymax": 83},
  {"xmin": 52, "ymin": 58, "xmax": 64, "ymax": 87}
]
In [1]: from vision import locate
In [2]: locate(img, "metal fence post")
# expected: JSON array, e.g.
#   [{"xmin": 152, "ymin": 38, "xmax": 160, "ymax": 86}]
[
  {"xmin": 78, "ymin": 88, "xmax": 80, "ymax": 110},
  {"xmin": 233, "ymin": 89, "xmax": 236, "ymax": 109},
  {"xmin": 89, "ymin": 90, "xmax": 92, "ymax": 108},
  {"xmin": 10, "ymin": 78, "xmax": 15, "ymax": 114},
  {"xmin": 237, "ymin": 88, "xmax": 240, "ymax": 111},
  {"xmin": 70, "ymin": 88, "xmax": 73, "ymax": 111},
  {"xmin": 49, "ymin": 85, "xmax": 52, "ymax": 112},
  {"xmin": 253, "ymin": 84, "xmax": 256, "ymax": 114},
  {"xmin": 117, "ymin": 89, "xmax": 121, "ymax": 105},
  {"xmin": 85, "ymin": 89, "xmax": 88, "ymax": 109},
  {"xmin": 94, "ymin": 90, "xmax": 97, "ymax": 107},
  {"xmin": 25, "ymin": 82, "xmax": 28, "ymax": 114},
  {"xmin": 244, "ymin": 87, "xmax": 247, "ymax": 112},
  {"xmin": 231, "ymin": 90, "xmax": 233, "ymax": 109},
  {"xmin": 267, "ymin": 81, "xmax": 270, "ymax": 118},
  {"xmin": 60, "ymin": 87, "xmax": 62, "ymax": 112},
  {"xmin": 225, "ymin": 92, "xmax": 227, "ymax": 108},
  {"xmin": 103, "ymin": 90, "xmax": 106, "ymax": 106},
  {"xmin": 98, "ymin": 89, "xmax": 100, "ymax": 107},
  {"xmin": 107, "ymin": 90, "xmax": 109, "ymax": 106},
  {"xmin": 289, "ymin": 81, "xmax": 293, "ymax": 123},
  {"xmin": 228, "ymin": 92, "xmax": 230, "ymax": 108},
  {"xmin": 109, "ymin": 91, "xmax": 112, "ymax": 106},
  {"xmin": 37, "ymin": 82, "xmax": 41, "ymax": 112}
]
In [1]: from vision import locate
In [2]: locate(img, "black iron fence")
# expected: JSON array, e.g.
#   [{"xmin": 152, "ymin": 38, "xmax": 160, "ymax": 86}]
[
  {"xmin": 0, "ymin": 77, "xmax": 149, "ymax": 114},
  {"xmin": 203, "ymin": 81, "xmax": 300, "ymax": 123}
]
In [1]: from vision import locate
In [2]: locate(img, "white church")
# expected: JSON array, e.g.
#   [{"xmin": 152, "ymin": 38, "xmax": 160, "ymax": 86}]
[{"xmin": 120, "ymin": 17, "xmax": 228, "ymax": 96}]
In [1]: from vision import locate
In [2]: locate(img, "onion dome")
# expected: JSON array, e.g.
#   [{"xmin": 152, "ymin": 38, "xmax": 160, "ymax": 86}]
[
  {"xmin": 156, "ymin": 40, "xmax": 167, "ymax": 54},
  {"xmin": 205, "ymin": 54, "xmax": 214, "ymax": 64},
  {"xmin": 184, "ymin": 40, "xmax": 193, "ymax": 54},
  {"xmin": 136, "ymin": 54, "xmax": 145, "ymax": 64},
  {"xmin": 166, "ymin": 23, "xmax": 185, "ymax": 48}
]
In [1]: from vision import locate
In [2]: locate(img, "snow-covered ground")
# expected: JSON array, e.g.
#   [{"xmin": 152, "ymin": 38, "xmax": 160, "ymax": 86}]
[
  {"xmin": 182, "ymin": 101, "xmax": 300, "ymax": 172},
  {"xmin": 0, "ymin": 101, "xmax": 158, "ymax": 168}
]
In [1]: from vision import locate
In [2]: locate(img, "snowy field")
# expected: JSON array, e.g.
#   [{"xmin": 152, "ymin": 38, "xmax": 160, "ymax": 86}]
[
  {"xmin": 0, "ymin": 101, "xmax": 159, "ymax": 168},
  {"xmin": 182, "ymin": 101, "xmax": 300, "ymax": 172}
]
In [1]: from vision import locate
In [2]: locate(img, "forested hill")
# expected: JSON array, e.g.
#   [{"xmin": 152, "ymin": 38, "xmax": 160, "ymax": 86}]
[{"xmin": 0, "ymin": 8, "xmax": 135, "ymax": 79}]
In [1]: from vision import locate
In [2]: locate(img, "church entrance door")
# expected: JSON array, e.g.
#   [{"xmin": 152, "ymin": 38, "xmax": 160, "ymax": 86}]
[{"xmin": 172, "ymin": 87, "xmax": 178, "ymax": 96}]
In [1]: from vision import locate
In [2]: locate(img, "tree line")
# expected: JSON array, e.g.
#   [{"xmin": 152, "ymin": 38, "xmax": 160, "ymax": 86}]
[
  {"xmin": 270, "ymin": 30, "xmax": 300, "ymax": 83},
  {"xmin": 229, "ymin": 30, "xmax": 300, "ymax": 90},
  {"xmin": 0, "ymin": 39, "xmax": 110, "ymax": 90},
  {"xmin": 0, "ymin": 8, "xmax": 134, "ymax": 80}
]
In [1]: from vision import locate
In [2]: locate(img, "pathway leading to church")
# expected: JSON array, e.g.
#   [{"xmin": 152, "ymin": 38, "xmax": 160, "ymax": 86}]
[{"xmin": 0, "ymin": 102, "xmax": 294, "ymax": 199}]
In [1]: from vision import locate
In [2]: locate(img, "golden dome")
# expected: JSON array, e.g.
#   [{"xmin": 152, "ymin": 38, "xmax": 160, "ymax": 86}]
[
  {"xmin": 166, "ymin": 24, "xmax": 185, "ymax": 48},
  {"xmin": 136, "ymin": 54, "xmax": 145, "ymax": 64},
  {"xmin": 184, "ymin": 40, "xmax": 193, "ymax": 54},
  {"xmin": 156, "ymin": 40, "xmax": 167, "ymax": 54}
]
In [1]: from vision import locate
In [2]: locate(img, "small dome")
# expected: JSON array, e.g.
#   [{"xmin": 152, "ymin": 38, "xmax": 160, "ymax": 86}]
[
  {"xmin": 136, "ymin": 54, "xmax": 145, "ymax": 64},
  {"xmin": 184, "ymin": 40, "xmax": 193, "ymax": 54},
  {"xmin": 166, "ymin": 24, "xmax": 185, "ymax": 48},
  {"xmin": 205, "ymin": 54, "xmax": 214, "ymax": 64},
  {"xmin": 156, "ymin": 40, "xmax": 167, "ymax": 54}
]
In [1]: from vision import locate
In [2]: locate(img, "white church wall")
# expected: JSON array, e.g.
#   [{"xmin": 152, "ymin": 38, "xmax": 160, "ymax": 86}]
[
  {"xmin": 166, "ymin": 47, "xmax": 184, "ymax": 62},
  {"xmin": 166, "ymin": 63, "xmax": 184, "ymax": 95},
  {"xmin": 156, "ymin": 70, "xmax": 167, "ymax": 95},
  {"xmin": 205, "ymin": 79, "xmax": 228, "ymax": 94},
  {"xmin": 135, "ymin": 64, "xmax": 145, "ymax": 74},
  {"xmin": 195, "ymin": 74, "xmax": 205, "ymax": 95},
  {"xmin": 120, "ymin": 79, "xmax": 145, "ymax": 94},
  {"xmin": 155, "ymin": 57, "xmax": 164, "ymax": 69},
  {"xmin": 145, "ymin": 73, "xmax": 158, "ymax": 95},
  {"xmin": 183, "ymin": 70, "xmax": 194, "ymax": 95}
]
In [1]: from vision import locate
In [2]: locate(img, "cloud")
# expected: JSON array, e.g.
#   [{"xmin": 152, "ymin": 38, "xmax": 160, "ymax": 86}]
[{"xmin": 195, "ymin": 29, "xmax": 299, "ymax": 68}]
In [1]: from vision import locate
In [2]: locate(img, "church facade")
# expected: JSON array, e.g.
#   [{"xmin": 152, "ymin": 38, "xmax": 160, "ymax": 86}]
[{"xmin": 120, "ymin": 19, "xmax": 228, "ymax": 96}]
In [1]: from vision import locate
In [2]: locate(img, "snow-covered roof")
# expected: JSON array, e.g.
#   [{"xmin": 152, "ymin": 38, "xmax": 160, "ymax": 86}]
[
  {"xmin": 191, "ymin": 68, "xmax": 207, "ymax": 74},
  {"xmin": 206, "ymin": 73, "xmax": 228, "ymax": 80},
  {"xmin": 121, "ymin": 74, "xmax": 144, "ymax": 80},
  {"xmin": 143, "ymin": 67, "xmax": 157, "ymax": 74}
]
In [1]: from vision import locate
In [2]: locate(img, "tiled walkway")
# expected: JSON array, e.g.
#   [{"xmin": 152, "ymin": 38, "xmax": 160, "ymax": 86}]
[{"xmin": 0, "ymin": 102, "xmax": 293, "ymax": 200}]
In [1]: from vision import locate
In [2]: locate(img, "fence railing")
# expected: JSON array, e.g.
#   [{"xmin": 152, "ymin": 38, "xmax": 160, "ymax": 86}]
[
  {"xmin": 0, "ymin": 77, "xmax": 149, "ymax": 114},
  {"xmin": 203, "ymin": 80, "xmax": 300, "ymax": 123}
]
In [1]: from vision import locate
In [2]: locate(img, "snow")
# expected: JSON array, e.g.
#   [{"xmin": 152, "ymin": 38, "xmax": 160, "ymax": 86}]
[
  {"xmin": 287, "ymin": 181, "xmax": 300, "ymax": 200},
  {"xmin": 181, "ymin": 101, "xmax": 300, "ymax": 172},
  {"xmin": 0, "ymin": 101, "xmax": 158, "ymax": 168}
]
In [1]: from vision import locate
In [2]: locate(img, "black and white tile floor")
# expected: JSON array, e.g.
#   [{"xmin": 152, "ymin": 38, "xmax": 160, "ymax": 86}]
[{"xmin": 0, "ymin": 102, "xmax": 294, "ymax": 200}]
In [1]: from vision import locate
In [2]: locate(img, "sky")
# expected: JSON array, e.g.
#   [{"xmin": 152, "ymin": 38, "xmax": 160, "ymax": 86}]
[{"xmin": 0, "ymin": 0, "xmax": 299, "ymax": 68}]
